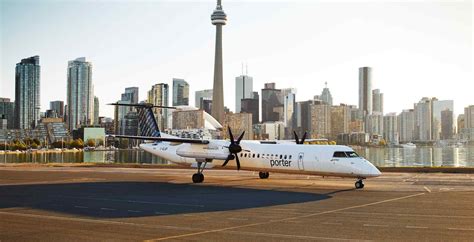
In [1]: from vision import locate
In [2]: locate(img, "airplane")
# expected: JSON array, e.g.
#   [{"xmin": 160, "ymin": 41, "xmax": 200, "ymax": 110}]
[{"xmin": 110, "ymin": 103, "xmax": 381, "ymax": 189}]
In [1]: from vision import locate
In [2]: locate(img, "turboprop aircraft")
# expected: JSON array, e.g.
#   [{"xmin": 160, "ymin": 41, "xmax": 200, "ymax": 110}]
[{"xmin": 110, "ymin": 103, "xmax": 381, "ymax": 189}]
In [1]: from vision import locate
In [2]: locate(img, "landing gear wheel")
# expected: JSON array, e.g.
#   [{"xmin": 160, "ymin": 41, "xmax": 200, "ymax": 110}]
[
  {"xmin": 192, "ymin": 173, "xmax": 204, "ymax": 183},
  {"xmin": 259, "ymin": 172, "xmax": 269, "ymax": 179},
  {"xmin": 355, "ymin": 180, "xmax": 364, "ymax": 189}
]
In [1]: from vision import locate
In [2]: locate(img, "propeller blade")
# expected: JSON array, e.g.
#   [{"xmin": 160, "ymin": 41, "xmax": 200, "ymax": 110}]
[
  {"xmin": 235, "ymin": 154, "xmax": 241, "ymax": 170},
  {"xmin": 293, "ymin": 131, "xmax": 300, "ymax": 144},
  {"xmin": 301, "ymin": 132, "xmax": 307, "ymax": 144},
  {"xmin": 236, "ymin": 131, "xmax": 245, "ymax": 144},
  {"xmin": 222, "ymin": 156, "xmax": 231, "ymax": 167},
  {"xmin": 228, "ymin": 127, "xmax": 235, "ymax": 143}
]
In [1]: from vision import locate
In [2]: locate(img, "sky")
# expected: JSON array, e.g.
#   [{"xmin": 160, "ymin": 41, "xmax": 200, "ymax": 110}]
[{"xmin": 1, "ymin": 0, "xmax": 472, "ymax": 118}]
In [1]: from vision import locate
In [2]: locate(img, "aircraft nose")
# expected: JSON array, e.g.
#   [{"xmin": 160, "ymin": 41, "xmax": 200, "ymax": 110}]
[{"xmin": 369, "ymin": 162, "xmax": 381, "ymax": 177}]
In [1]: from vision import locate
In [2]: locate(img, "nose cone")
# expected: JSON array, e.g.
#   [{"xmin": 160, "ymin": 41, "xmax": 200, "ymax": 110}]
[{"xmin": 367, "ymin": 161, "xmax": 382, "ymax": 177}]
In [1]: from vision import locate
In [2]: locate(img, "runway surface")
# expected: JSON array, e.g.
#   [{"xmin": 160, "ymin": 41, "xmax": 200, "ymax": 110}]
[{"xmin": 0, "ymin": 167, "xmax": 473, "ymax": 241}]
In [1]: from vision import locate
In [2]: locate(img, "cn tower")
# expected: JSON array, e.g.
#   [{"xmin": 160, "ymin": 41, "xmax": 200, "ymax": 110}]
[{"xmin": 210, "ymin": 0, "xmax": 227, "ymax": 124}]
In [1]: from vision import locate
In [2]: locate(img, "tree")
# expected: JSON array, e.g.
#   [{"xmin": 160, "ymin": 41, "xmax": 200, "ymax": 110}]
[
  {"xmin": 30, "ymin": 143, "xmax": 39, "ymax": 149},
  {"xmin": 86, "ymin": 139, "xmax": 96, "ymax": 147},
  {"xmin": 379, "ymin": 139, "xmax": 387, "ymax": 146}
]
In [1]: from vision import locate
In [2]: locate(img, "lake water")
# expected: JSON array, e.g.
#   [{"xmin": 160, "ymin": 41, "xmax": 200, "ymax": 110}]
[{"xmin": 1, "ymin": 146, "xmax": 474, "ymax": 167}]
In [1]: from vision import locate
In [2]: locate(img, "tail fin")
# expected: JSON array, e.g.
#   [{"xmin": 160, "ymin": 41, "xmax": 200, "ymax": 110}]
[{"xmin": 109, "ymin": 103, "xmax": 176, "ymax": 137}]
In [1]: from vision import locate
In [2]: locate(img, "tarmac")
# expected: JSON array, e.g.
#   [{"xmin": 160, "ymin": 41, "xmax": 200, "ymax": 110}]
[{"xmin": 0, "ymin": 166, "xmax": 473, "ymax": 241}]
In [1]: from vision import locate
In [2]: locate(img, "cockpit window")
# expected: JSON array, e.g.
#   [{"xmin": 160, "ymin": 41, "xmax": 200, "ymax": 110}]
[
  {"xmin": 333, "ymin": 152, "xmax": 347, "ymax": 158},
  {"xmin": 345, "ymin": 151, "xmax": 359, "ymax": 158}
]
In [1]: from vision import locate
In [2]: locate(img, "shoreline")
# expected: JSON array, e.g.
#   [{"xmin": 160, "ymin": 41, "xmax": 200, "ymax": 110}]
[{"xmin": 1, "ymin": 162, "xmax": 473, "ymax": 173}]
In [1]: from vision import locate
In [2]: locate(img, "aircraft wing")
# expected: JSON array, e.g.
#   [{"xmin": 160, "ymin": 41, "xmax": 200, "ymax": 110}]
[{"xmin": 111, "ymin": 135, "xmax": 210, "ymax": 144}]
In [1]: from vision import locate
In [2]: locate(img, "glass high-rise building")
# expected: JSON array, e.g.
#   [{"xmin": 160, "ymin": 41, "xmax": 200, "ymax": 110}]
[
  {"xmin": 15, "ymin": 56, "xmax": 40, "ymax": 129},
  {"xmin": 235, "ymin": 75, "xmax": 253, "ymax": 113},
  {"xmin": 172, "ymin": 78, "xmax": 189, "ymax": 106},
  {"xmin": 431, "ymin": 99, "xmax": 453, "ymax": 141},
  {"xmin": 94, "ymin": 96, "xmax": 99, "ymax": 125},
  {"xmin": 67, "ymin": 57, "xmax": 94, "ymax": 131},
  {"xmin": 50, "ymin": 100, "xmax": 64, "ymax": 118},
  {"xmin": 320, "ymin": 82, "xmax": 333, "ymax": 106},
  {"xmin": 148, "ymin": 83, "xmax": 169, "ymax": 129},
  {"xmin": 261, "ymin": 83, "xmax": 283, "ymax": 122},
  {"xmin": 358, "ymin": 67, "xmax": 372, "ymax": 117},
  {"xmin": 121, "ymin": 87, "xmax": 139, "ymax": 105},
  {"xmin": 372, "ymin": 89, "xmax": 384, "ymax": 114},
  {"xmin": 0, "ymin": 98, "xmax": 15, "ymax": 129},
  {"xmin": 195, "ymin": 89, "xmax": 213, "ymax": 110}
]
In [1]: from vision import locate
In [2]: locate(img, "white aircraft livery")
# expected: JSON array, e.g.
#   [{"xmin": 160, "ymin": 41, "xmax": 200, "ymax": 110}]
[{"xmin": 111, "ymin": 103, "xmax": 381, "ymax": 189}]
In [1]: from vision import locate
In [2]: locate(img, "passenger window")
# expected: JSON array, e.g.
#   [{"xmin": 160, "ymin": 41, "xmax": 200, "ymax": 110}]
[
  {"xmin": 345, "ymin": 152, "xmax": 359, "ymax": 158},
  {"xmin": 284, "ymin": 155, "xmax": 287, "ymax": 159},
  {"xmin": 333, "ymin": 152, "xmax": 347, "ymax": 158},
  {"xmin": 280, "ymin": 155, "xmax": 282, "ymax": 159},
  {"xmin": 252, "ymin": 154, "xmax": 255, "ymax": 158},
  {"xmin": 289, "ymin": 155, "xmax": 292, "ymax": 159}
]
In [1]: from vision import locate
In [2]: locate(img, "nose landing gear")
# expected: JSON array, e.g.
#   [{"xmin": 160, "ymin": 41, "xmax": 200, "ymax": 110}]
[
  {"xmin": 192, "ymin": 160, "xmax": 208, "ymax": 183},
  {"xmin": 355, "ymin": 179, "xmax": 364, "ymax": 189},
  {"xmin": 259, "ymin": 172, "xmax": 269, "ymax": 179}
]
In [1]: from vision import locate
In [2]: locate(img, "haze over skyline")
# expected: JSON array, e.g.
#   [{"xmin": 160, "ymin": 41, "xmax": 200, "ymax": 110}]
[{"xmin": 1, "ymin": 0, "xmax": 472, "ymax": 118}]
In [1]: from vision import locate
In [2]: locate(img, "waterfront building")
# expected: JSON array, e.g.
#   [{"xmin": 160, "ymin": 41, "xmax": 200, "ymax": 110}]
[
  {"xmin": 383, "ymin": 113, "xmax": 399, "ymax": 145},
  {"xmin": 441, "ymin": 109, "xmax": 453, "ymax": 140},
  {"xmin": 331, "ymin": 104, "xmax": 350, "ymax": 140},
  {"xmin": 372, "ymin": 89, "xmax": 384, "ymax": 114},
  {"xmin": 463, "ymin": 105, "xmax": 474, "ymax": 141},
  {"xmin": 254, "ymin": 121, "xmax": 285, "ymax": 140},
  {"xmin": 195, "ymin": 89, "xmax": 213, "ymax": 109},
  {"xmin": 235, "ymin": 74, "xmax": 253, "ymax": 113},
  {"xmin": 0, "ymin": 98, "xmax": 15, "ymax": 129},
  {"xmin": 0, "ymin": 115, "xmax": 7, "ymax": 129},
  {"xmin": 414, "ymin": 97, "xmax": 433, "ymax": 141},
  {"xmin": 358, "ymin": 67, "xmax": 372, "ymax": 117},
  {"xmin": 172, "ymin": 78, "xmax": 189, "ymax": 106},
  {"xmin": 66, "ymin": 57, "xmax": 94, "ymax": 131},
  {"xmin": 366, "ymin": 112, "xmax": 384, "ymax": 138},
  {"xmin": 147, "ymin": 83, "xmax": 169, "ymax": 130},
  {"xmin": 282, "ymin": 88, "xmax": 296, "ymax": 135},
  {"xmin": 261, "ymin": 83, "xmax": 283, "ymax": 122},
  {"xmin": 223, "ymin": 113, "xmax": 253, "ymax": 140},
  {"xmin": 94, "ymin": 96, "xmax": 99, "ymax": 125},
  {"xmin": 210, "ymin": 0, "xmax": 227, "ymax": 124},
  {"xmin": 50, "ymin": 101, "xmax": 64, "ymax": 119},
  {"xmin": 15, "ymin": 56, "xmax": 41, "ymax": 129},
  {"xmin": 310, "ymin": 102, "xmax": 331, "ymax": 139},
  {"xmin": 432, "ymin": 99, "xmax": 453, "ymax": 140},
  {"xmin": 398, "ymin": 109, "xmax": 415, "ymax": 143}
]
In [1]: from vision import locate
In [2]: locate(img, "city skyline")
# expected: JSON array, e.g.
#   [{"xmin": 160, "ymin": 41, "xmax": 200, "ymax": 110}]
[{"xmin": 1, "ymin": 1, "xmax": 472, "ymax": 118}]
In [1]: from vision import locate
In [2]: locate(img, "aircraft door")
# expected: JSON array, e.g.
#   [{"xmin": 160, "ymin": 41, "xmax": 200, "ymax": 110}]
[{"xmin": 298, "ymin": 152, "xmax": 304, "ymax": 170}]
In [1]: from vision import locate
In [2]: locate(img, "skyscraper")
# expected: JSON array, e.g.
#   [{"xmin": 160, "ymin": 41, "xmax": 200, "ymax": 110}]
[
  {"xmin": 121, "ymin": 87, "xmax": 139, "ymax": 105},
  {"xmin": 148, "ymin": 83, "xmax": 169, "ymax": 129},
  {"xmin": 15, "ymin": 56, "xmax": 40, "ymax": 129},
  {"xmin": 383, "ymin": 113, "xmax": 399, "ymax": 144},
  {"xmin": 195, "ymin": 89, "xmax": 213, "ymax": 110},
  {"xmin": 210, "ymin": 0, "xmax": 227, "ymax": 124},
  {"xmin": 441, "ymin": 109, "xmax": 453, "ymax": 140},
  {"xmin": 372, "ymin": 89, "xmax": 384, "ymax": 114},
  {"xmin": 331, "ymin": 104, "xmax": 350, "ymax": 140},
  {"xmin": 261, "ymin": 83, "xmax": 283, "ymax": 122},
  {"xmin": 172, "ymin": 78, "xmax": 189, "ymax": 106},
  {"xmin": 320, "ymin": 82, "xmax": 333, "ymax": 106},
  {"xmin": 358, "ymin": 67, "xmax": 372, "ymax": 117},
  {"xmin": 241, "ymin": 91, "xmax": 259, "ymax": 125},
  {"xmin": 310, "ymin": 102, "xmax": 331, "ymax": 139},
  {"xmin": 282, "ymin": 88, "xmax": 296, "ymax": 132},
  {"xmin": 414, "ymin": 97, "xmax": 433, "ymax": 141},
  {"xmin": 431, "ymin": 99, "xmax": 453, "ymax": 140},
  {"xmin": 398, "ymin": 109, "xmax": 415, "ymax": 143},
  {"xmin": 235, "ymin": 74, "xmax": 253, "ymax": 113},
  {"xmin": 50, "ymin": 101, "xmax": 64, "ymax": 119},
  {"xmin": 94, "ymin": 96, "xmax": 99, "ymax": 125},
  {"xmin": 67, "ymin": 57, "xmax": 94, "ymax": 131},
  {"xmin": 0, "ymin": 98, "xmax": 15, "ymax": 129}
]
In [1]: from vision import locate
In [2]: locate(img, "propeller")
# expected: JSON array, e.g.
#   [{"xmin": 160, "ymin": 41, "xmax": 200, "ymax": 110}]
[
  {"xmin": 294, "ymin": 131, "xmax": 307, "ymax": 144},
  {"xmin": 222, "ymin": 127, "xmax": 245, "ymax": 170}
]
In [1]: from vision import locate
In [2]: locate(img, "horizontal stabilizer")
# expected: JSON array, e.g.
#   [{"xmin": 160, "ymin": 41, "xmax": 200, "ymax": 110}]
[{"xmin": 110, "ymin": 135, "xmax": 210, "ymax": 144}]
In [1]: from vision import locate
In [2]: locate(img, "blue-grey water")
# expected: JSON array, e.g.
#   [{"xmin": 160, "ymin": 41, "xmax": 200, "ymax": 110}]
[{"xmin": 1, "ymin": 146, "xmax": 474, "ymax": 167}]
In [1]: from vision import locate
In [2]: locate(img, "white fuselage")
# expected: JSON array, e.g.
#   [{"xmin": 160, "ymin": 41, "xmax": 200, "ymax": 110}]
[{"xmin": 140, "ymin": 140, "xmax": 381, "ymax": 179}]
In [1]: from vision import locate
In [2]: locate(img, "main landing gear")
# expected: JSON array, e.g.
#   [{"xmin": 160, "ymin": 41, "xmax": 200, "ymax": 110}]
[
  {"xmin": 259, "ymin": 171, "xmax": 269, "ymax": 179},
  {"xmin": 192, "ymin": 160, "xmax": 208, "ymax": 183},
  {"xmin": 355, "ymin": 179, "xmax": 365, "ymax": 189}
]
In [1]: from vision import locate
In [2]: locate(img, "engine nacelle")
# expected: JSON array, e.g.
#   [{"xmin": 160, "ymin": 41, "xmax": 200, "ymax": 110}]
[{"xmin": 176, "ymin": 142, "xmax": 228, "ymax": 160}]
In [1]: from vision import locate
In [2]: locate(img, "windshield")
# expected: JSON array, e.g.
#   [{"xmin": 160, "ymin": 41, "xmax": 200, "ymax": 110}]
[{"xmin": 345, "ymin": 151, "xmax": 359, "ymax": 158}]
